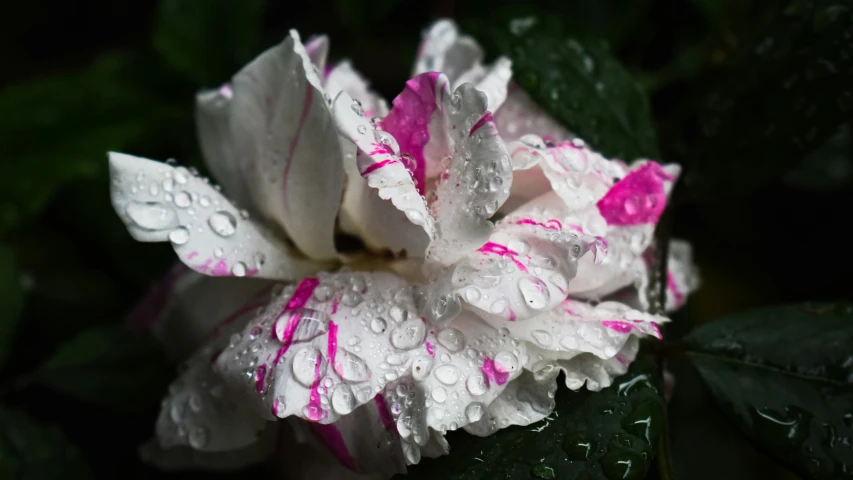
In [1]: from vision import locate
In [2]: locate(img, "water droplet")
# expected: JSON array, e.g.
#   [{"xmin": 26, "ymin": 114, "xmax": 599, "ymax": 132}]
[
  {"xmin": 405, "ymin": 209, "xmax": 424, "ymax": 223},
  {"xmin": 331, "ymin": 384, "xmax": 356, "ymax": 414},
  {"xmin": 188, "ymin": 426, "xmax": 209, "ymax": 448},
  {"xmin": 437, "ymin": 328, "xmax": 466, "ymax": 352},
  {"xmin": 490, "ymin": 298, "xmax": 507, "ymax": 314},
  {"xmin": 169, "ymin": 227, "xmax": 190, "ymax": 245},
  {"xmin": 231, "ymin": 262, "xmax": 247, "ymax": 277},
  {"xmin": 518, "ymin": 277, "xmax": 551, "ymax": 309},
  {"xmin": 370, "ymin": 317, "xmax": 387, "ymax": 333},
  {"xmin": 431, "ymin": 386, "xmax": 448, "ymax": 403},
  {"xmin": 335, "ymin": 349, "xmax": 371, "ymax": 383},
  {"xmin": 351, "ymin": 101, "xmax": 364, "ymax": 116},
  {"xmin": 464, "ymin": 287, "xmax": 481, "ymax": 302},
  {"xmin": 292, "ymin": 347, "xmax": 326, "ymax": 387},
  {"xmin": 532, "ymin": 330, "xmax": 552, "ymax": 346},
  {"xmin": 357, "ymin": 124, "xmax": 367, "ymax": 134},
  {"xmin": 208, "ymin": 211, "xmax": 237, "ymax": 237},
  {"xmin": 174, "ymin": 191, "xmax": 192, "ymax": 208},
  {"xmin": 341, "ymin": 291, "xmax": 363, "ymax": 307},
  {"xmin": 274, "ymin": 308, "xmax": 330, "ymax": 343},
  {"xmin": 434, "ymin": 365, "xmax": 460, "ymax": 385},
  {"xmin": 466, "ymin": 371, "xmax": 488, "ymax": 396},
  {"xmin": 494, "ymin": 351, "xmax": 519, "ymax": 373},
  {"xmin": 125, "ymin": 201, "xmax": 177, "ymax": 230},
  {"xmin": 313, "ymin": 285, "xmax": 332, "ymax": 301},
  {"xmin": 253, "ymin": 252, "xmax": 266, "ymax": 268},
  {"xmin": 390, "ymin": 319, "xmax": 426, "ymax": 351},
  {"xmin": 432, "ymin": 294, "xmax": 461, "ymax": 324},
  {"xmin": 162, "ymin": 178, "xmax": 174, "ymax": 192},
  {"xmin": 173, "ymin": 168, "xmax": 189, "ymax": 184},
  {"xmin": 213, "ymin": 247, "xmax": 224, "ymax": 258},
  {"xmin": 412, "ymin": 356, "xmax": 433, "ymax": 380}
]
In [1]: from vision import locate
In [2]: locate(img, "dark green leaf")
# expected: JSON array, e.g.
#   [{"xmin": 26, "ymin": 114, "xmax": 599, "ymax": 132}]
[
  {"xmin": 684, "ymin": 302, "xmax": 853, "ymax": 479},
  {"xmin": 397, "ymin": 356, "xmax": 665, "ymax": 480},
  {"xmin": 0, "ymin": 405, "xmax": 92, "ymax": 479},
  {"xmin": 682, "ymin": 0, "xmax": 853, "ymax": 199},
  {"xmin": 783, "ymin": 124, "xmax": 852, "ymax": 191},
  {"xmin": 0, "ymin": 244, "xmax": 23, "ymax": 368},
  {"xmin": 35, "ymin": 324, "xmax": 171, "ymax": 412},
  {"xmin": 483, "ymin": 15, "xmax": 660, "ymax": 160},
  {"xmin": 153, "ymin": 0, "xmax": 265, "ymax": 86}
]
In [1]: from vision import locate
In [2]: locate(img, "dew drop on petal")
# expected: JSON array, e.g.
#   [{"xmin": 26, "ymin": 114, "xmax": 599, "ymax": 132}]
[
  {"xmin": 370, "ymin": 317, "xmax": 387, "ymax": 334},
  {"xmin": 390, "ymin": 319, "xmax": 426, "ymax": 351},
  {"xmin": 490, "ymin": 298, "xmax": 508, "ymax": 314},
  {"xmin": 465, "ymin": 402, "xmax": 485, "ymax": 422},
  {"xmin": 495, "ymin": 351, "xmax": 519, "ymax": 373},
  {"xmin": 412, "ymin": 356, "xmax": 433, "ymax": 381},
  {"xmin": 431, "ymin": 386, "xmax": 448, "ymax": 403},
  {"xmin": 331, "ymin": 384, "xmax": 356, "ymax": 414},
  {"xmin": 292, "ymin": 347, "xmax": 325, "ymax": 387},
  {"xmin": 169, "ymin": 227, "xmax": 190, "ymax": 245},
  {"xmin": 231, "ymin": 262, "xmax": 247, "ymax": 277},
  {"xmin": 126, "ymin": 201, "xmax": 177, "ymax": 230},
  {"xmin": 466, "ymin": 371, "xmax": 488, "ymax": 396},
  {"xmin": 174, "ymin": 191, "xmax": 192, "ymax": 208},
  {"xmin": 437, "ymin": 328, "xmax": 466, "ymax": 352},
  {"xmin": 208, "ymin": 211, "xmax": 237, "ymax": 237},
  {"xmin": 518, "ymin": 277, "xmax": 551, "ymax": 309},
  {"xmin": 335, "ymin": 350, "xmax": 371, "ymax": 383},
  {"xmin": 434, "ymin": 365, "xmax": 460, "ymax": 385},
  {"xmin": 465, "ymin": 287, "xmax": 482, "ymax": 302},
  {"xmin": 532, "ymin": 330, "xmax": 553, "ymax": 346}
]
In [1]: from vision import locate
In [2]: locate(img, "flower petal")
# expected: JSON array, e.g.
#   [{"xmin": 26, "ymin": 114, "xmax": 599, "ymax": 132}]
[
  {"xmin": 494, "ymin": 85, "xmax": 574, "ymax": 142},
  {"xmin": 108, "ymin": 152, "xmax": 320, "ymax": 280},
  {"xmin": 325, "ymin": 61, "xmax": 389, "ymax": 119},
  {"xmin": 126, "ymin": 263, "xmax": 273, "ymax": 361},
  {"xmin": 154, "ymin": 299, "xmax": 269, "ymax": 455},
  {"xmin": 305, "ymin": 35, "xmax": 330, "ymax": 74},
  {"xmin": 557, "ymin": 335, "xmax": 640, "ymax": 391},
  {"xmin": 413, "ymin": 20, "xmax": 483, "ymax": 84},
  {"xmin": 666, "ymin": 239, "xmax": 700, "ymax": 311},
  {"xmin": 230, "ymin": 30, "xmax": 344, "ymax": 261},
  {"xmin": 513, "ymin": 299, "xmax": 665, "ymax": 361},
  {"xmin": 140, "ymin": 430, "xmax": 277, "ymax": 471},
  {"xmin": 463, "ymin": 369, "xmax": 557, "ymax": 437}
]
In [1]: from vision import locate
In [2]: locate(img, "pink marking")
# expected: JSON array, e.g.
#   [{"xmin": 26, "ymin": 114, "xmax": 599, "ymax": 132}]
[
  {"xmin": 282, "ymin": 84, "xmax": 314, "ymax": 209},
  {"xmin": 305, "ymin": 353, "xmax": 325, "ymax": 421},
  {"xmin": 331, "ymin": 295, "xmax": 340, "ymax": 314},
  {"xmin": 211, "ymin": 260, "xmax": 229, "ymax": 276},
  {"xmin": 478, "ymin": 242, "xmax": 529, "ymax": 273},
  {"xmin": 667, "ymin": 272, "xmax": 685, "ymax": 307},
  {"xmin": 602, "ymin": 320, "xmax": 635, "ymax": 333},
  {"xmin": 360, "ymin": 158, "xmax": 398, "ymax": 176},
  {"xmin": 125, "ymin": 263, "xmax": 189, "ymax": 331},
  {"xmin": 374, "ymin": 394, "xmax": 397, "ymax": 433},
  {"xmin": 272, "ymin": 278, "xmax": 319, "ymax": 365},
  {"xmin": 481, "ymin": 357, "xmax": 510, "ymax": 386},
  {"xmin": 310, "ymin": 423, "xmax": 358, "ymax": 471},
  {"xmin": 596, "ymin": 162, "xmax": 673, "ymax": 226},
  {"xmin": 561, "ymin": 301, "xmax": 580, "ymax": 317},
  {"xmin": 508, "ymin": 308, "xmax": 517, "ymax": 321},
  {"xmin": 328, "ymin": 321, "xmax": 339, "ymax": 373},
  {"xmin": 246, "ymin": 268, "xmax": 260, "ymax": 277},
  {"xmin": 197, "ymin": 258, "xmax": 212, "ymax": 273},
  {"xmin": 254, "ymin": 364, "xmax": 267, "ymax": 394},
  {"xmin": 515, "ymin": 218, "xmax": 562, "ymax": 230},
  {"xmin": 380, "ymin": 72, "xmax": 441, "ymax": 194},
  {"xmin": 425, "ymin": 341, "xmax": 435, "ymax": 357},
  {"xmin": 187, "ymin": 251, "xmax": 198, "ymax": 260},
  {"xmin": 615, "ymin": 354, "xmax": 629, "ymax": 366},
  {"xmin": 650, "ymin": 323, "xmax": 663, "ymax": 339},
  {"xmin": 368, "ymin": 143, "xmax": 396, "ymax": 157},
  {"xmin": 468, "ymin": 112, "xmax": 494, "ymax": 137},
  {"xmin": 218, "ymin": 83, "xmax": 233, "ymax": 99},
  {"xmin": 271, "ymin": 397, "xmax": 282, "ymax": 416}
]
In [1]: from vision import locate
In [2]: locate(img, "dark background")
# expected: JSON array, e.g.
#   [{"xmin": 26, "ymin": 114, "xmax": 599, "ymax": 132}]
[{"xmin": 0, "ymin": 0, "xmax": 850, "ymax": 478}]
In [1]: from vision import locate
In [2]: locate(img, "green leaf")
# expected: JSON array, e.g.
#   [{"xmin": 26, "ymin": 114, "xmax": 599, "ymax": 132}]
[
  {"xmin": 397, "ymin": 356, "xmax": 665, "ymax": 480},
  {"xmin": 684, "ymin": 303, "xmax": 853, "ymax": 479},
  {"xmin": 0, "ymin": 405, "xmax": 92, "ymax": 479},
  {"xmin": 682, "ymin": 0, "xmax": 853, "ymax": 199},
  {"xmin": 483, "ymin": 15, "xmax": 660, "ymax": 160},
  {"xmin": 0, "ymin": 244, "xmax": 23, "ymax": 368},
  {"xmin": 153, "ymin": 0, "xmax": 265, "ymax": 86},
  {"xmin": 35, "ymin": 324, "xmax": 171, "ymax": 412}
]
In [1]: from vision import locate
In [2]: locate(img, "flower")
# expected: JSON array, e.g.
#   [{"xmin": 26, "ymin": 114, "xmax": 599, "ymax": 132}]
[{"xmin": 111, "ymin": 20, "xmax": 698, "ymax": 478}]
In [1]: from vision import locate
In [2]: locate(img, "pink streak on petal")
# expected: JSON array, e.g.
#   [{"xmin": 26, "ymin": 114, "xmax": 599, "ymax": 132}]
[
  {"xmin": 508, "ymin": 307, "xmax": 517, "ymax": 322},
  {"xmin": 478, "ymin": 242, "xmax": 529, "ymax": 273},
  {"xmin": 380, "ymin": 72, "xmax": 441, "ymax": 195},
  {"xmin": 309, "ymin": 423, "xmax": 359, "ymax": 471},
  {"xmin": 282, "ymin": 84, "xmax": 314, "ymax": 210},
  {"xmin": 375, "ymin": 394, "xmax": 397, "ymax": 433},
  {"xmin": 331, "ymin": 294, "xmax": 340, "ymax": 314},
  {"xmin": 186, "ymin": 251, "xmax": 198, "ymax": 260},
  {"xmin": 327, "ymin": 321, "xmax": 339, "ymax": 373},
  {"xmin": 667, "ymin": 272, "xmax": 685, "ymax": 307},
  {"xmin": 211, "ymin": 260, "xmax": 229, "ymax": 276},
  {"xmin": 514, "ymin": 218, "xmax": 562, "ymax": 230},
  {"xmin": 272, "ymin": 278, "xmax": 319, "ymax": 365},
  {"xmin": 481, "ymin": 357, "xmax": 509, "ymax": 386},
  {"xmin": 602, "ymin": 320, "xmax": 635, "ymax": 333},
  {"xmin": 360, "ymin": 159, "xmax": 399, "ymax": 176},
  {"xmin": 615, "ymin": 354, "xmax": 629, "ymax": 366},
  {"xmin": 596, "ymin": 162, "xmax": 673, "ymax": 226},
  {"xmin": 254, "ymin": 364, "xmax": 267, "ymax": 394},
  {"xmin": 271, "ymin": 397, "xmax": 282, "ymax": 417},
  {"xmin": 425, "ymin": 341, "xmax": 435, "ymax": 357},
  {"xmin": 219, "ymin": 83, "xmax": 233, "ymax": 99},
  {"xmin": 305, "ymin": 353, "xmax": 326, "ymax": 421},
  {"xmin": 468, "ymin": 112, "xmax": 494, "ymax": 137}
]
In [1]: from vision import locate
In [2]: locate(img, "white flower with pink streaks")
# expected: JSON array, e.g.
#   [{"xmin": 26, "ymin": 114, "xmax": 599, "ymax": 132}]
[{"xmin": 112, "ymin": 20, "xmax": 699, "ymax": 478}]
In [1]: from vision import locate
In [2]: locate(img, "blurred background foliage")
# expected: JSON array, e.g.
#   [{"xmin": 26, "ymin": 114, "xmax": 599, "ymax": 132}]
[{"xmin": 0, "ymin": 0, "xmax": 851, "ymax": 478}]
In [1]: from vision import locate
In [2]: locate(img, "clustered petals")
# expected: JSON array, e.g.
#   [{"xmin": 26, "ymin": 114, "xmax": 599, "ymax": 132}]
[{"xmin": 110, "ymin": 18, "xmax": 699, "ymax": 478}]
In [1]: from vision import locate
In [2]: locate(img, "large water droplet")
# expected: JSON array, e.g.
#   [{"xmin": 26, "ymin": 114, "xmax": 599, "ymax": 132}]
[
  {"xmin": 370, "ymin": 317, "xmax": 387, "ymax": 333},
  {"xmin": 169, "ymin": 226, "xmax": 190, "ymax": 245},
  {"xmin": 466, "ymin": 371, "xmax": 488, "ymax": 396},
  {"xmin": 335, "ymin": 349, "xmax": 371, "ymax": 383},
  {"xmin": 341, "ymin": 291, "xmax": 363, "ymax": 307},
  {"xmin": 431, "ymin": 386, "xmax": 448, "ymax": 403},
  {"xmin": 174, "ymin": 191, "xmax": 192, "ymax": 208},
  {"xmin": 464, "ymin": 287, "xmax": 482, "ymax": 302},
  {"xmin": 275, "ymin": 308, "xmax": 330, "ymax": 343},
  {"xmin": 313, "ymin": 285, "xmax": 332, "ymax": 301},
  {"xmin": 231, "ymin": 262, "xmax": 247, "ymax": 277},
  {"xmin": 495, "ymin": 351, "xmax": 519, "ymax": 373},
  {"xmin": 519, "ymin": 277, "xmax": 551, "ymax": 309},
  {"xmin": 126, "ymin": 201, "xmax": 177, "ymax": 231},
  {"xmin": 292, "ymin": 347, "xmax": 326, "ymax": 387},
  {"xmin": 390, "ymin": 319, "xmax": 426, "ymax": 351},
  {"xmin": 331, "ymin": 384, "xmax": 356, "ymax": 414},
  {"xmin": 434, "ymin": 365, "xmax": 460, "ymax": 385},
  {"xmin": 208, "ymin": 211, "xmax": 237, "ymax": 237},
  {"xmin": 532, "ymin": 330, "xmax": 552, "ymax": 346},
  {"xmin": 437, "ymin": 328, "xmax": 466, "ymax": 352},
  {"xmin": 490, "ymin": 298, "xmax": 507, "ymax": 314}
]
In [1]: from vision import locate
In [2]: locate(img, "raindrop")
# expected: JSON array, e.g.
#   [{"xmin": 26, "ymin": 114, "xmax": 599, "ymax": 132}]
[
  {"xmin": 253, "ymin": 252, "xmax": 266, "ymax": 268},
  {"xmin": 431, "ymin": 386, "xmax": 448, "ymax": 403},
  {"xmin": 518, "ymin": 277, "xmax": 551, "ymax": 309},
  {"xmin": 341, "ymin": 291, "xmax": 363, "ymax": 307},
  {"xmin": 465, "ymin": 287, "xmax": 482, "ymax": 302},
  {"xmin": 412, "ymin": 356, "xmax": 433, "ymax": 380},
  {"xmin": 495, "ymin": 351, "xmax": 519, "ymax": 373},
  {"xmin": 174, "ymin": 191, "xmax": 192, "ymax": 208},
  {"xmin": 313, "ymin": 285, "xmax": 332, "ymax": 301},
  {"xmin": 434, "ymin": 365, "xmax": 460, "ymax": 385},
  {"xmin": 390, "ymin": 319, "xmax": 427, "ymax": 351},
  {"xmin": 125, "ymin": 201, "xmax": 177, "ymax": 231},
  {"xmin": 174, "ymin": 169, "xmax": 189, "ymax": 184},
  {"xmin": 292, "ymin": 347, "xmax": 326, "ymax": 387},
  {"xmin": 490, "ymin": 298, "xmax": 507, "ymax": 314},
  {"xmin": 370, "ymin": 317, "xmax": 387, "ymax": 333},
  {"xmin": 214, "ymin": 247, "xmax": 224, "ymax": 258},
  {"xmin": 208, "ymin": 211, "xmax": 237, "ymax": 237},
  {"xmin": 437, "ymin": 328, "xmax": 466, "ymax": 352},
  {"xmin": 357, "ymin": 124, "xmax": 367, "ymax": 134},
  {"xmin": 351, "ymin": 101, "xmax": 364, "ymax": 116},
  {"xmin": 331, "ymin": 384, "xmax": 356, "ymax": 414},
  {"xmin": 231, "ymin": 262, "xmax": 247, "ymax": 277},
  {"xmin": 169, "ymin": 227, "xmax": 190, "ymax": 245},
  {"xmin": 335, "ymin": 350, "xmax": 371, "ymax": 383},
  {"xmin": 465, "ymin": 402, "xmax": 485, "ymax": 422},
  {"xmin": 466, "ymin": 371, "xmax": 488, "ymax": 396},
  {"xmin": 432, "ymin": 294, "xmax": 461, "ymax": 324},
  {"xmin": 532, "ymin": 330, "xmax": 552, "ymax": 346}
]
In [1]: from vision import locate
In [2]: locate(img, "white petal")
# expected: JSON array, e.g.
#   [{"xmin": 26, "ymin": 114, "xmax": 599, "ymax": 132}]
[
  {"xmin": 494, "ymin": 85, "xmax": 574, "ymax": 143},
  {"xmin": 108, "ymin": 152, "xmax": 321, "ymax": 280},
  {"xmin": 463, "ymin": 369, "xmax": 557, "ymax": 437},
  {"xmin": 325, "ymin": 61, "xmax": 390, "ymax": 118},
  {"xmin": 154, "ymin": 300, "xmax": 269, "ymax": 454},
  {"xmin": 456, "ymin": 56, "xmax": 513, "ymax": 111},
  {"xmin": 305, "ymin": 35, "xmax": 330, "ymax": 75},
  {"xmin": 514, "ymin": 300, "xmax": 665, "ymax": 361},
  {"xmin": 230, "ymin": 30, "xmax": 344, "ymax": 261},
  {"xmin": 666, "ymin": 239, "xmax": 700, "ymax": 311},
  {"xmin": 557, "ymin": 335, "xmax": 640, "ymax": 391},
  {"xmin": 140, "ymin": 429, "xmax": 277, "ymax": 471},
  {"xmin": 195, "ymin": 86, "xmax": 254, "ymax": 210},
  {"xmin": 413, "ymin": 20, "xmax": 483, "ymax": 84},
  {"xmin": 126, "ymin": 263, "xmax": 273, "ymax": 361}
]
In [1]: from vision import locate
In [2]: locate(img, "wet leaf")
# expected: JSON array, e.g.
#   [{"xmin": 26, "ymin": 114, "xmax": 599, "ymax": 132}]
[
  {"xmin": 0, "ymin": 405, "xmax": 92, "ymax": 479},
  {"xmin": 35, "ymin": 324, "xmax": 171, "ymax": 413},
  {"xmin": 397, "ymin": 356, "xmax": 665, "ymax": 480},
  {"xmin": 153, "ymin": 0, "xmax": 265, "ymax": 86},
  {"xmin": 0, "ymin": 244, "xmax": 23, "ymax": 368},
  {"xmin": 682, "ymin": 0, "xmax": 853, "ymax": 199},
  {"xmin": 483, "ymin": 15, "xmax": 660, "ymax": 161},
  {"xmin": 684, "ymin": 302, "xmax": 853, "ymax": 479}
]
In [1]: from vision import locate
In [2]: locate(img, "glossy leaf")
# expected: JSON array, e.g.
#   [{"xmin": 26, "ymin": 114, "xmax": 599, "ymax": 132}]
[
  {"xmin": 398, "ymin": 356, "xmax": 665, "ymax": 480},
  {"xmin": 0, "ymin": 244, "xmax": 23, "ymax": 368},
  {"xmin": 682, "ymin": 0, "xmax": 853, "ymax": 198},
  {"xmin": 153, "ymin": 0, "xmax": 264, "ymax": 86},
  {"xmin": 35, "ymin": 324, "xmax": 172, "ymax": 412},
  {"xmin": 684, "ymin": 303, "xmax": 853, "ymax": 479},
  {"xmin": 0, "ymin": 405, "xmax": 92, "ymax": 479},
  {"xmin": 484, "ymin": 15, "xmax": 660, "ymax": 160}
]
